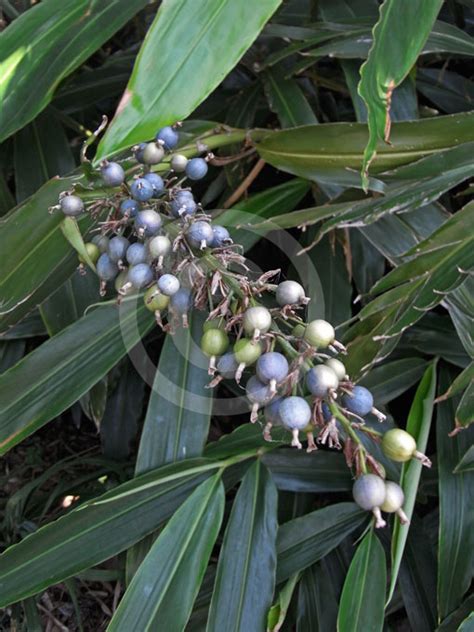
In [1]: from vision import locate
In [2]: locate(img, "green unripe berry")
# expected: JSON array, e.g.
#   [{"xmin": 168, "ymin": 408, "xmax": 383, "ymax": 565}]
[
  {"xmin": 201, "ymin": 329, "xmax": 229, "ymax": 357},
  {"xmin": 380, "ymin": 481, "xmax": 404, "ymax": 513},
  {"xmin": 144, "ymin": 286, "xmax": 170, "ymax": 312},
  {"xmin": 234, "ymin": 339, "xmax": 262, "ymax": 366},
  {"xmin": 292, "ymin": 323, "xmax": 306, "ymax": 338},
  {"xmin": 382, "ymin": 429, "xmax": 417, "ymax": 462},
  {"xmin": 115, "ymin": 270, "xmax": 134, "ymax": 295},
  {"xmin": 304, "ymin": 319, "xmax": 335, "ymax": 348},
  {"xmin": 79, "ymin": 242, "xmax": 100, "ymax": 264},
  {"xmin": 325, "ymin": 358, "xmax": 346, "ymax": 380}
]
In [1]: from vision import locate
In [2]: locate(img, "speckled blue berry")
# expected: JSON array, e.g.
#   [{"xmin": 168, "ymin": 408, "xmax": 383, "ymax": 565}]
[
  {"xmin": 170, "ymin": 192, "xmax": 196, "ymax": 218},
  {"xmin": 107, "ymin": 236, "xmax": 129, "ymax": 262},
  {"xmin": 187, "ymin": 221, "xmax": 213, "ymax": 248},
  {"xmin": 256, "ymin": 352, "xmax": 289, "ymax": 384},
  {"xmin": 101, "ymin": 162, "xmax": 125, "ymax": 187},
  {"xmin": 342, "ymin": 385, "xmax": 374, "ymax": 417},
  {"xmin": 126, "ymin": 242, "xmax": 147, "ymax": 266},
  {"xmin": 265, "ymin": 397, "xmax": 283, "ymax": 425},
  {"xmin": 306, "ymin": 365, "xmax": 339, "ymax": 397},
  {"xmin": 210, "ymin": 225, "xmax": 231, "ymax": 248},
  {"xmin": 158, "ymin": 273, "xmax": 180, "ymax": 296},
  {"xmin": 127, "ymin": 263, "xmax": 154, "ymax": 289},
  {"xmin": 246, "ymin": 376, "xmax": 273, "ymax": 405},
  {"xmin": 97, "ymin": 253, "xmax": 118, "ymax": 281},
  {"xmin": 186, "ymin": 157, "xmax": 208, "ymax": 180},
  {"xmin": 60, "ymin": 195, "xmax": 84, "ymax": 217},
  {"xmin": 216, "ymin": 353, "xmax": 238, "ymax": 379},
  {"xmin": 279, "ymin": 397, "xmax": 312, "ymax": 430},
  {"xmin": 170, "ymin": 288, "xmax": 193, "ymax": 314},
  {"xmin": 130, "ymin": 178, "xmax": 154, "ymax": 202},
  {"xmin": 143, "ymin": 173, "xmax": 165, "ymax": 197},
  {"xmin": 135, "ymin": 210, "xmax": 162, "ymax": 237},
  {"xmin": 156, "ymin": 126, "xmax": 179, "ymax": 150},
  {"xmin": 120, "ymin": 198, "xmax": 140, "ymax": 218}
]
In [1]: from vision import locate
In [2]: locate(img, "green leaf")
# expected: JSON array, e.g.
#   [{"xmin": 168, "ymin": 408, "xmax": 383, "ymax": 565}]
[
  {"xmin": 0, "ymin": 457, "xmax": 228, "ymax": 607},
  {"xmin": 443, "ymin": 276, "xmax": 474, "ymax": 358},
  {"xmin": 96, "ymin": 0, "xmax": 283, "ymax": 159},
  {"xmin": 437, "ymin": 366, "xmax": 474, "ymax": 620},
  {"xmin": 417, "ymin": 68, "xmax": 474, "ymax": 114},
  {"xmin": 267, "ymin": 572, "xmax": 301, "ymax": 632},
  {"xmin": 297, "ymin": 560, "xmax": 339, "ymax": 632},
  {"xmin": 456, "ymin": 381, "xmax": 474, "ymax": 428},
  {"xmin": 436, "ymin": 595, "xmax": 474, "ymax": 631},
  {"xmin": 0, "ymin": 300, "xmax": 154, "ymax": 454},
  {"xmin": 387, "ymin": 361, "xmax": 437, "ymax": 605},
  {"xmin": 263, "ymin": 66, "xmax": 318, "ymax": 128},
  {"xmin": 337, "ymin": 530, "xmax": 386, "ymax": 632},
  {"xmin": 454, "ymin": 445, "xmax": 474, "ymax": 474},
  {"xmin": 0, "ymin": 0, "xmax": 150, "ymax": 142},
  {"xmin": 60, "ymin": 217, "xmax": 97, "ymax": 272},
  {"xmin": 207, "ymin": 461, "xmax": 278, "ymax": 632},
  {"xmin": 359, "ymin": 358, "xmax": 428, "ymax": 405},
  {"xmin": 108, "ymin": 475, "xmax": 224, "ymax": 632},
  {"xmin": 277, "ymin": 503, "xmax": 367, "ymax": 583}
]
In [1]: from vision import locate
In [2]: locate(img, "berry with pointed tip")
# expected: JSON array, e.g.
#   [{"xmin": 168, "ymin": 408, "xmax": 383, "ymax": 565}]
[
  {"xmin": 97, "ymin": 253, "xmax": 119, "ymax": 281},
  {"xmin": 101, "ymin": 161, "xmax": 125, "ymax": 187},
  {"xmin": 126, "ymin": 242, "xmax": 147, "ymax": 266},
  {"xmin": 256, "ymin": 352, "xmax": 289, "ymax": 386},
  {"xmin": 342, "ymin": 385, "xmax": 373, "ymax": 417},
  {"xmin": 201, "ymin": 329, "xmax": 229, "ymax": 357},
  {"xmin": 216, "ymin": 353, "xmax": 239, "ymax": 379},
  {"xmin": 279, "ymin": 397, "xmax": 312, "ymax": 430},
  {"xmin": 60, "ymin": 195, "xmax": 84, "ymax": 217},
  {"xmin": 120, "ymin": 198, "xmax": 140, "ymax": 218},
  {"xmin": 92, "ymin": 234, "xmax": 109, "ymax": 253},
  {"xmin": 381, "ymin": 428, "xmax": 432, "ymax": 468},
  {"xmin": 306, "ymin": 365, "xmax": 339, "ymax": 397},
  {"xmin": 135, "ymin": 210, "xmax": 162, "ymax": 237},
  {"xmin": 170, "ymin": 192, "xmax": 197, "ymax": 218},
  {"xmin": 187, "ymin": 221, "xmax": 213, "ymax": 249},
  {"xmin": 127, "ymin": 263, "xmax": 154, "ymax": 289},
  {"xmin": 142, "ymin": 142, "xmax": 165, "ymax": 165},
  {"xmin": 130, "ymin": 178, "xmax": 154, "ymax": 202},
  {"xmin": 304, "ymin": 319, "xmax": 335, "ymax": 348},
  {"xmin": 170, "ymin": 288, "xmax": 193, "ymax": 314},
  {"xmin": 156, "ymin": 126, "xmax": 179, "ymax": 149},
  {"xmin": 210, "ymin": 225, "xmax": 232, "ymax": 248},
  {"xmin": 325, "ymin": 358, "xmax": 346, "ymax": 381},
  {"xmin": 78, "ymin": 242, "xmax": 100, "ymax": 265},
  {"xmin": 143, "ymin": 173, "xmax": 165, "ymax": 197},
  {"xmin": 352, "ymin": 474, "xmax": 386, "ymax": 528},
  {"xmin": 148, "ymin": 235, "xmax": 171, "ymax": 258},
  {"xmin": 144, "ymin": 286, "xmax": 169, "ymax": 312},
  {"xmin": 107, "ymin": 236, "xmax": 129, "ymax": 263},
  {"xmin": 186, "ymin": 157, "xmax": 208, "ymax": 180},
  {"xmin": 170, "ymin": 154, "xmax": 188, "ymax": 172},
  {"xmin": 243, "ymin": 306, "xmax": 272, "ymax": 338},
  {"xmin": 158, "ymin": 273, "xmax": 180, "ymax": 296},
  {"xmin": 276, "ymin": 280, "xmax": 306, "ymax": 306}
]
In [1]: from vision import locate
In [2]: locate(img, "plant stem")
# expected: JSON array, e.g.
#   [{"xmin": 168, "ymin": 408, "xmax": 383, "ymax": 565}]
[{"xmin": 328, "ymin": 400, "xmax": 368, "ymax": 473}]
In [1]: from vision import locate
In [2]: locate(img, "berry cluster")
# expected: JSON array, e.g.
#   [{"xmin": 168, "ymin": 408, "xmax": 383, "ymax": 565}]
[{"xmin": 53, "ymin": 122, "xmax": 432, "ymax": 529}]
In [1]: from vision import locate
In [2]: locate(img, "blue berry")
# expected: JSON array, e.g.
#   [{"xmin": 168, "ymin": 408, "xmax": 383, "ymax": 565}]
[
  {"xmin": 127, "ymin": 263, "xmax": 154, "ymax": 289},
  {"xmin": 210, "ymin": 225, "xmax": 232, "ymax": 248},
  {"xmin": 97, "ymin": 253, "xmax": 119, "ymax": 281},
  {"xmin": 186, "ymin": 157, "xmax": 208, "ymax": 180},
  {"xmin": 342, "ymin": 386, "xmax": 374, "ymax": 417},
  {"xmin": 156, "ymin": 126, "xmax": 179, "ymax": 150},
  {"xmin": 279, "ymin": 397, "xmax": 311, "ymax": 430},
  {"xmin": 246, "ymin": 375, "xmax": 273, "ymax": 403},
  {"xmin": 187, "ymin": 221, "xmax": 213, "ymax": 249},
  {"xmin": 107, "ymin": 236, "xmax": 129, "ymax": 263},
  {"xmin": 264, "ymin": 397, "xmax": 283, "ymax": 425},
  {"xmin": 126, "ymin": 242, "xmax": 147, "ymax": 266},
  {"xmin": 321, "ymin": 402, "xmax": 332, "ymax": 421},
  {"xmin": 92, "ymin": 234, "xmax": 109, "ymax": 253},
  {"xmin": 216, "ymin": 353, "xmax": 238, "ymax": 379},
  {"xmin": 143, "ymin": 172, "xmax": 165, "ymax": 197},
  {"xmin": 101, "ymin": 162, "xmax": 125, "ymax": 187},
  {"xmin": 135, "ymin": 210, "xmax": 162, "ymax": 237},
  {"xmin": 60, "ymin": 195, "xmax": 84, "ymax": 217},
  {"xmin": 130, "ymin": 178, "xmax": 154, "ymax": 202},
  {"xmin": 158, "ymin": 273, "xmax": 180, "ymax": 296},
  {"xmin": 119, "ymin": 198, "xmax": 140, "ymax": 218},
  {"xmin": 256, "ymin": 352, "xmax": 289, "ymax": 385},
  {"xmin": 170, "ymin": 191, "xmax": 196, "ymax": 218},
  {"xmin": 306, "ymin": 365, "xmax": 339, "ymax": 397},
  {"xmin": 135, "ymin": 143, "xmax": 147, "ymax": 163},
  {"xmin": 170, "ymin": 288, "xmax": 193, "ymax": 314},
  {"xmin": 352, "ymin": 474, "xmax": 386, "ymax": 511}
]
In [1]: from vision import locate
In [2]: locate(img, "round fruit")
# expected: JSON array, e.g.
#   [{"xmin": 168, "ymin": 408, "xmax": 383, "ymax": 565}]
[
  {"xmin": 148, "ymin": 235, "xmax": 171, "ymax": 258},
  {"xmin": 233, "ymin": 339, "xmax": 262, "ymax": 366},
  {"xmin": 276, "ymin": 280, "xmax": 306, "ymax": 306},
  {"xmin": 101, "ymin": 161, "xmax": 125, "ymax": 187},
  {"xmin": 187, "ymin": 221, "xmax": 213, "ymax": 249},
  {"xmin": 158, "ymin": 273, "xmax": 180, "ymax": 296},
  {"xmin": 134, "ymin": 143, "xmax": 147, "ymax": 163},
  {"xmin": 127, "ymin": 263, "xmax": 154, "ymax": 289},
  {"xmin": 92, "ymin": 234, "xmax": 109, "ymax": 253},
  {"xmin": 143, "ymin": 172, "xmax": 165, "ymax": 197},
  {"xmin": 97, "ymin": 253, "xmax": 119, "ymax": 281},
  {"xmin": 170, "ymin": 288, "xmax": 193, "ymax": 314},
  {"xmin": 186, "ymin": 157, "xmax": 208, "ymax": 180},
  {"xmin": 203, "ymin": 318, "xmax": 225, "ymax": 332},
  {"xmin": 78, "ymin": 242, "xmax": 100, "ymax": 265},
  {"xmin": 142, "ymin": 142, "xmax": 165, "ymax": 165},
  {"xmin": 325, "ymin": 358, "xmax": 346, "ymax": 381},
  {"xmin": 256, "ymin": 352, "xmax": 289, "ymax": 384},
  {"xmin": 135, "ymin": 210, "xmax": 162, "ymax": 237},
  {"xmin": 130, "ymin": 178, "xmax": 154, "ymax": 202},
  {"xmin": 380, "ymin": 481, "xmax": 404, "ymax": 513},
  {"xmin": 156, "ymin": 125, "xmax": 179, "ymax": 149},
  {"xmin": 115, "ymin": 270, "xmax": 132, "ymax": 295},
  {"xmin": 279, "ymin": 397, "xmax": 312, "ymax": 430},
  {"xmin": 342, "ymin": 386, "xmax": 374, "ymax": 417},
  {"xmin": 264, "ymin": 397, "xmax": 283, "ymax": 425},
  {"xmin": 246, "ymin": 376, "xmax": 273, "ymax": 405},
  {"xmin": 216, "ymin": 352, "xmax": 238, "ymax": 379},
  {"xmin": 126, "ymin": 242, "xmax": 147, "ymax": 266},
  {"xmin": 170, "ymin": 154, "xmax": 188, "ymax": 172},
  {"xmin": 352, "ymin": 474, "xmax": 386, "ymax": 511},
  {"xmin": 107, "ymin": 236, "xmax": 129, "ymax": 263},
  {"xmin": 306, "ymin": 364, "xmax": 339, "ymax": 397},
  {"xmin": 201, "ymin": 329, "xmax": 229, "ymax": 357},
  {"xmin": 243, "ymin": 306, "xmax": 272, "ymax": 337},
  {"xmin": 119, "ymin": 198, "xmax": 140, "ymax": 218},
  {"xmin": 292, "ymin": 323, "xmax": 306, "ymax": 338},
  {"xmin": 210, "ymin": 225, "xmax": 231, "ymax": 248},
  {"xmin": 170, "ymin": 194, "xmax": 197, "ymax": 218},
  {"xmin": 381, "ymin": 429, "xmax": 417, "ymax": 462},
  {"xmin": 144, "ymin": 286, "xmax": 170, "ymax": 312},
  {"xmin": 60, "ymin": 195, "xmax": 84, "ymax": 217},
  {"xmin": 304, "ymin": 319, "xmax": 335, "ymax": 348}
]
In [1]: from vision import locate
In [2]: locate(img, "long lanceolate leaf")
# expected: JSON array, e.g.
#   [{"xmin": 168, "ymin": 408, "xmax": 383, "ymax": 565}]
[
  {"xmin": 96, "ymin": 0, "xmax": 283, "ymax": 159},
  {"xmin": 0, "ymin": 300, "xmax": 154, "ymax": 455},
  {"xmin": 0, "ymin": 0, "xmax": 150, "ymax": 143},
  {"xmin": 387, "ymin": 362, "xmax": 437, "ymax": 605},
  {"xmin": 108, "ymin": 475, "xmax": 224, "ymax": 632},
  {"xmin": 207, "ymin": 461, "xmax": 278, "ymax": 632},
  {"xmin": 358, "ymin": 0, "xmax": 443, "ymax": 187}
]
